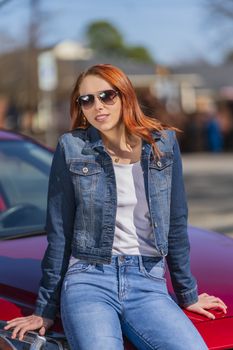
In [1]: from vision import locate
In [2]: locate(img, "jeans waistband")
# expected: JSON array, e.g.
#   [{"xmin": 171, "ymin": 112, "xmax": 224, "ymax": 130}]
[{"xmin": 111, "ymin": 255, "xmax": 163, "ymax": 267}]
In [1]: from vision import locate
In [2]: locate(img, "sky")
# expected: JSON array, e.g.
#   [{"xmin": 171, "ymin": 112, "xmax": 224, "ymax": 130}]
[{"xmin": 0, "ymin": 0, "xmax": 228, "ymax": 66}]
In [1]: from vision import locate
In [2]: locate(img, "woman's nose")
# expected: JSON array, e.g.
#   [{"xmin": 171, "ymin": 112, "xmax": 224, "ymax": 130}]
[{"xmin": 93, "ymin": 96, "xmax": 104, "ymax": 109}]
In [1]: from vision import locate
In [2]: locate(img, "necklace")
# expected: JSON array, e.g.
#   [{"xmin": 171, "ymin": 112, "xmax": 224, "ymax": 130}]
[
  {"xmin": 106, "ymin": 150, "xmax": 120, "ymax": 163},
  {"xmin": 105, "ymin": 138, "xmax": 141, "ymax": 164},
  {"xmin": 105, "ymin": 147, "xmax": 121, "ymax": 163}
]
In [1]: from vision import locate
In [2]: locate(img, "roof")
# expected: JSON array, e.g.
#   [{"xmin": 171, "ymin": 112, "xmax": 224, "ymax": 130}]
[{"xmin": 170, "ymin": 62, "xmax": 233, "ymax": 91}]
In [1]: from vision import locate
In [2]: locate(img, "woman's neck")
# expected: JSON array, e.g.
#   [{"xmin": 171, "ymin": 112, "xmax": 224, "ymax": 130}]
[
  {"xmin": 101, "ymin": 126, "xmax": 142, "ymax": 164},
  {"xmin": 101, "ymin": 124, "xmax": 137, "ymax": 150}
]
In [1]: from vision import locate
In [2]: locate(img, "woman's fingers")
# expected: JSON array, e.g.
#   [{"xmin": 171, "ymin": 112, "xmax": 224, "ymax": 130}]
[
  {"xmin": 214, "ymin": 297, "xmax": 227, "ymax": 309},
  {"xmin": 203, "ymin": 301, "xmax": 226, "ymax": 311},
  {"xmin": 196, "ymin": 307, "xmax": 215, "ymax": 320},
  {"xmin": 185, "ymin": 293, "xmax": 228, "ymax": 319},
  {"xmin": 17, "ymin": 322, "xmax": 42, "ymax": 341},
  {"xmin": 4, "ymin": 317, "xmax": 30, "ymax": 329},
  {"xmin": 198, "ymin": 294, "xmax": 227, "ymax": 312},
  {"xmin": 3, "ymin": 315, "xmax": 53, "ymax": 340},
  {"xmin": 206, "ymin": 300, "xmax": 227, "ymax": 313},
  {"xmin": 39, "ymin": 326, "xmax": 46, "ymax": 336}
]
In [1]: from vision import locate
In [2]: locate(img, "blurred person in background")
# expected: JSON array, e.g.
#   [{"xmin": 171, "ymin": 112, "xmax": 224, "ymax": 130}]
[
  {"xmin": 204, "ymin": 112, "xmax": 223, "ymax": 152},
  {"xmin": 5, "ymin": 64, "xmax": 227, "ymax": 350},
  {"xmin": 217, "ymin": 99, "xmax": 233, "ymax": 151},
  {"xmin": 0, "ymin": 95, "xmax": 9, "ymax": 129},
  {"xmin": 6, "ymin": 100, "xmax": 20, "ymax": 131}
]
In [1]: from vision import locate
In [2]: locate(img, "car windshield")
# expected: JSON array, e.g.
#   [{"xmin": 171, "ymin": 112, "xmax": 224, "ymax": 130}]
[{"xmin": 0, "ymin": 139, "xmax": 53, "ymax": 239}]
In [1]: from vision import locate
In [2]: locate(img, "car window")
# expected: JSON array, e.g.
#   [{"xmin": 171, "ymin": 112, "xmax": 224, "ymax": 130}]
[{"xmin": 0, "ymin": 140, "xmax": 53, "ymax": 239}]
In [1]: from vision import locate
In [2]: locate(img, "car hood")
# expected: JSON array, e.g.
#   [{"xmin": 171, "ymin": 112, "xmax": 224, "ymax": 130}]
[
  {"xmin": 0, "ymin": 228, "xmax": 233, "ymax": 349},
  {"xmin": 187, "ymin": 226, "xmax": 233, "ymax": 319},
  {"xmin": 0, "ymin": 228, "xmax": 233, "ymax": 316},
  {"xmin": 0, "ymin": 234, "xmax": 47, "ymax": 294}
]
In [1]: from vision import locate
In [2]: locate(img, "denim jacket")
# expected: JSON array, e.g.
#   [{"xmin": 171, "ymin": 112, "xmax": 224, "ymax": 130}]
[{"xmin": 34, "ymin": 126, "xmax": 198, "ymax": 320}]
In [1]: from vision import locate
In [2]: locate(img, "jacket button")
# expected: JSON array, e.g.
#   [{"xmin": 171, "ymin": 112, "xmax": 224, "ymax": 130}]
[
  {"xmin": 156, "ymin": 161, "xmax": 162, "ymax": 168},
  {"xmin": 82, "ymin": 167, "xmax": 89, "ymax": 174},
  {"xmin": 154, "ymin": 222, "xmax": 158, "ymax": 228}
]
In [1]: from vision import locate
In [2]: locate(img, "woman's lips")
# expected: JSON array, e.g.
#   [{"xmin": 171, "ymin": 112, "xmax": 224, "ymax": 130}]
[{"xmin": 95, "ymin": 114, "xmax": 109, "ymax": 122}]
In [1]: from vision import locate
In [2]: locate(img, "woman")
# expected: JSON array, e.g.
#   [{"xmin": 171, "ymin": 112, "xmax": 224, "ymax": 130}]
[{"xmin": 5, "ymin": 64, "xmax": 227, "ymax": 350}]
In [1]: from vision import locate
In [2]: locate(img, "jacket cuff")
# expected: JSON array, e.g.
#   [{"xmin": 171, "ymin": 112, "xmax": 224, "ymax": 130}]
[
  {"xmin": 34, "ymin": 302, "xmax": 57, "ymax": 320},
  {"xmin": 175, "ymin": 285, "xmax": 198, "ymax": 307}
]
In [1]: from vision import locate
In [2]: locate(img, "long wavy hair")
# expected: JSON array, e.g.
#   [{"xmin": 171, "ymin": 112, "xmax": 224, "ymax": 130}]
[{"xmin": 70, "ymin": 64, "xmax": 176, "ymax": 157}]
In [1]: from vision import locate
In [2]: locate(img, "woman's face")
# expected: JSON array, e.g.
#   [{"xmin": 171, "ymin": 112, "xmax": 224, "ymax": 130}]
[{"xmin": 78, "ymin": 75, "xmax": 122, "ymax": 135}]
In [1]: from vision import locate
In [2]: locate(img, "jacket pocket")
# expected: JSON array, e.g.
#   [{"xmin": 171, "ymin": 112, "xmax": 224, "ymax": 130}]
[
  {"xmin": 149, "ymin": 152, "xmax": 173, "ymax": 171},
  {"xmin": 69, "ymin": 160, "xmax": 102, "ymax": 192},
  {"xmin": 149, "ymin": 152, "xmax": 173, "ymax": 189}
]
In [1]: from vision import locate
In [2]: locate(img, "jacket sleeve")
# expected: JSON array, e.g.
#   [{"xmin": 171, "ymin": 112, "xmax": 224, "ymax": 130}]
[
  {"xmin": 34, "ymin": 139, "xmax": 75, "ymax": 320},
  {"xmin": 166, "ymin": 135, "xmax": 198, "ymax": 307}
]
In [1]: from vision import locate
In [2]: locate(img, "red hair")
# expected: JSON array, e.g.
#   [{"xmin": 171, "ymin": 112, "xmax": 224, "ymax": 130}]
[{"xmin": 70, "ymin": 64, "xmax": 176, "ymax": 156}]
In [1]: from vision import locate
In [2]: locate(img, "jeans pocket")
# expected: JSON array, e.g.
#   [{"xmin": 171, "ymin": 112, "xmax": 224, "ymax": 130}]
[
  {"xmin": 66, "ymin": 260, "xmax": 93, "ymax": 276},
  {"xmin": 63, "ymin": 261, "xmax": 94, "ymax": 292},
  {"xmin": 141, "ymin": 258, "xmax": 166, "ymax": 281}
]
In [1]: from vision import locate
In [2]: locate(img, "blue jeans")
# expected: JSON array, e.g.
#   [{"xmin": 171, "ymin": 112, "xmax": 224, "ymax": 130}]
[{"xmin": 61, "ymin": 256, "xmax": 207, "ymax": 350}]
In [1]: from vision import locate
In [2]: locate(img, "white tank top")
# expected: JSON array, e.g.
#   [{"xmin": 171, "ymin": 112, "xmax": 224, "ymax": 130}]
[{"xmin": 112, "ymin": 161, "xmax": 159, "ymax": 256}]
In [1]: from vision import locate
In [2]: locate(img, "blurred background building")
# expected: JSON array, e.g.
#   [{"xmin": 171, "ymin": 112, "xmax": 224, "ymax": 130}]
[
  {"xmin": 0, "ymin": 0, "xmax": 233, "ymax": 151},
  {"xmin": 0, "ymin": 0, "xmax": 232, "ymax": 235}
]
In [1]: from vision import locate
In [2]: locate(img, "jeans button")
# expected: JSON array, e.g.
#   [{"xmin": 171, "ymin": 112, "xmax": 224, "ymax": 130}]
[{"xmin": 119, "ymin": 256, "xmax": 124, "ymax": 262}]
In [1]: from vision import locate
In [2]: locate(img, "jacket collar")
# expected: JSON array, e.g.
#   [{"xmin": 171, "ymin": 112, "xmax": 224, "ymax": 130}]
[{"xmin": 80, "ymin": 125, "xmax": 162, "ymax": 152}]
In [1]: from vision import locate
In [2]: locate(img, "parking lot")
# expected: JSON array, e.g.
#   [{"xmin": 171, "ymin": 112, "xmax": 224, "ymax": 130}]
[{"xmin": 182, "ymin": 153, "xmax": 233, "ymax": 239}]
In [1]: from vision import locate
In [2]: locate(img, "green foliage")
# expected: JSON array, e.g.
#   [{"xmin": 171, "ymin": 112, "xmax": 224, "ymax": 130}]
[
  {"xmin": 86, "ymin": 20, "xmax": 155, "ymax": 63},
  {"xmin": 123, "ymin": 46, "xmax": 154, "ymax": 63},
  {"xmin": 86, "ymin": 21, "xmax": 124, "ymax": 53}
]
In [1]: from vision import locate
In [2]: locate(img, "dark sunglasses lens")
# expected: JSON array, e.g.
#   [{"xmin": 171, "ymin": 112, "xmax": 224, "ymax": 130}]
[
  {"xmin": 99, "ymin": 90, "xmax": 118, "ymax": 104},
  {"xmin": 79, "ymin": 95, "xmax": 94, "ymax": 108}
]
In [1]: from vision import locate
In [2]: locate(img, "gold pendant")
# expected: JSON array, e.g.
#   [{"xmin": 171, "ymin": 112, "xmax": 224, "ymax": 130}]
[{"xmin": 114, "ymin": 157, "xmax": 120, "ymax": 163}]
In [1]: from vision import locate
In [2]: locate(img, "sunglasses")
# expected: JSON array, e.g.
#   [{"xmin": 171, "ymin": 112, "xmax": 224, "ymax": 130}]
[{"xmin": 77, "ymin": 89, "xmax": 119, "ymax": 109}]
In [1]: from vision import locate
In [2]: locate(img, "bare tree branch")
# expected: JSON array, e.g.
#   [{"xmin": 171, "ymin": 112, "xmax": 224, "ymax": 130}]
[
  {"xmin": 204, "ymin": 0, "xmax": 233, "ymax": 21},
  {"xmin": 0, "ymin": 0, "xmax": 13, "ymax": 9}
]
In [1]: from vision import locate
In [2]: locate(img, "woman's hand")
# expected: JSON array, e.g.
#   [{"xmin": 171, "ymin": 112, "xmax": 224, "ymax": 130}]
[
  {"xmin": 185, "ymin": 293, "xmax": 227, "ymax": 319},
  {"xmin": 4, "ymin": 314, "xmax": 54, "ymax": 341}
]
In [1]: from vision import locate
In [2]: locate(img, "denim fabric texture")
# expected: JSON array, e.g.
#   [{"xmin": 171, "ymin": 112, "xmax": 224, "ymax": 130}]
[
  {"xmin": 60, "ymin": 256, "xmax": 207, "ymax": 350},
  {"xmin": 34, "ymin": 126, "xmax": 198, "ymax": 320}
]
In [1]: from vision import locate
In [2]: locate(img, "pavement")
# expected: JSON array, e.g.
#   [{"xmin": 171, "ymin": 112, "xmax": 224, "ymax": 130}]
[{"xmin": 182, "ymin": 153, "xmax": 233, "ymax": 239}]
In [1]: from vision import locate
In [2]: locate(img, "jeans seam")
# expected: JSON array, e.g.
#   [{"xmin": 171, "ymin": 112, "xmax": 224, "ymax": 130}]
[
  {"xmin": 122, "ymin": 319, "xmax": 155, "ymax": 350},
  {"xmin": 61, "ymin": 302, "xmax": 77, "ymax": 350}
]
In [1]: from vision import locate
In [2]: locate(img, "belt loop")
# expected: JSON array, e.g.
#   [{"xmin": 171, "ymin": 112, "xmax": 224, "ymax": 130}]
[
  {"xmin": 111, "ymin": 255, "xmax": 118, "ymax": 266},
  {"xmin": 138, "ymin": 255, "xmax": 144, "ymax": 272}
]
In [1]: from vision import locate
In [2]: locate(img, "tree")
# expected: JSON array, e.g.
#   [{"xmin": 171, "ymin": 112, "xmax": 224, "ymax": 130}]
[
  {"xmin": 86, "ymin": 20, "xmax": 154, "ymax": 64},
  {"xmin": 205, "ymin": 0, "xmax": 233, "ymax": 22},
  {"xmin": 204, "ymin": 0, "xmax": 233, "ymax": 61},
  {"xmin": 0, "ymin": 0, "xmax": 12, "ymax": 8},
  {"xmin": 123, "ymin": 46, "xmax": 154, "ymax": 63},
  {"xmin": 86, "ymin": 21, "xmax": 124, "ymax": 55}
]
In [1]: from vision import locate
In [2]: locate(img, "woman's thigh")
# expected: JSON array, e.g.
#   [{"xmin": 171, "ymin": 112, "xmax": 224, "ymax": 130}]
[
  {"xmin": 60, "ymin": 261, "xmax": 124, "ymax": 350},
  {"xmin": 121, "ymin": 259, "xmax": 208, "ymax": 350},
  {"xmin": 122, "ymin": 295, "xmax": 207, "ymax": 350}
]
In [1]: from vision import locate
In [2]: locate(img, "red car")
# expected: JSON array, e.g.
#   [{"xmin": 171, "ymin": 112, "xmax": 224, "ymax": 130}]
[{"xmin": 0, "ymin": 129, "xmax": 233, "ymax": 349}]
